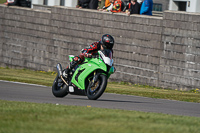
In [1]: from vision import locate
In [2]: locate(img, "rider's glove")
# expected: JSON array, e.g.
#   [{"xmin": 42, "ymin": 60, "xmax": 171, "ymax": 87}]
[{"xmin": 84, "ymin": 53, "xmax": 92, "ymax": 58}]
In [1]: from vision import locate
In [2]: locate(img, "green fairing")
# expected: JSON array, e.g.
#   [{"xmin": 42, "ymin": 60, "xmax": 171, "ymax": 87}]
[
  {"xmin": 70, "ymin": 57, "xmax": 108, "ymax": 90},
  {"xmin": 69, "ymin": 55, "xmax": 75, "ymax": 62},
  {"xmin": 108, "ymin": 66, "xmax": 115, "ymax": 78}
]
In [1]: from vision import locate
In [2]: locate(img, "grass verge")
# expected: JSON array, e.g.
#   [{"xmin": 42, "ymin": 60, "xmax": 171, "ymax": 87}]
[
  {"xmin": 0, "ymin": 0, "xmax": 6, "ymax": 4},
  {"xmin": 0, "ymin": 67, "xmax": 200, "ymax": 103},
  {"xmin": 0, "ymin": 100, "xmax": 200, "ymax": 133}
]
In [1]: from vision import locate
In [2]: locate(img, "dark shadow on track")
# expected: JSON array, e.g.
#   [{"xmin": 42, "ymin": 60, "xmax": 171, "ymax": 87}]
[{"xmin": 65, "ymin": 96, "xmax": 159, "ymax": 104}]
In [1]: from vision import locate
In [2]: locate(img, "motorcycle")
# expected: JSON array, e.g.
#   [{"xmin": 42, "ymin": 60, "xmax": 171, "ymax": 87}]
[{"xmin": 52, "ymin": 49, "xmax": 115, "ymax": 100}]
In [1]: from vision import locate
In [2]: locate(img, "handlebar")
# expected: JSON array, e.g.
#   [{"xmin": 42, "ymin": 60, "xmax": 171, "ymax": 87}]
[
  {"xmin": 91, "ymin": 55, "xmax": 99, "ymax": 58},
  {"xmin": 84, "ymin": 53, "xmax": 99, "ymax": 58}
]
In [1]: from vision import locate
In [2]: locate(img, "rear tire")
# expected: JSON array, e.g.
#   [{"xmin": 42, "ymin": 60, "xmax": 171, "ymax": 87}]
[
  {"xmin": 52, "ymin": 75, "xmax": 68, "ymax": 98},
  {"xmin": 87, "ymin": 74, "xmax": 107, "ymax": 100}
]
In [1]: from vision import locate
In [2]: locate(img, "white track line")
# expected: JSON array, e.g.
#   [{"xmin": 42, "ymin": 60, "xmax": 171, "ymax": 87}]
[{"xmin": 0, "ymin": 80, "xmax": 48, "ymax": 88}]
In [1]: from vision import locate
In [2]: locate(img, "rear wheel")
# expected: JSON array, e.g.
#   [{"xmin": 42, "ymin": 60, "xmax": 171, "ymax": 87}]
[
  {"xmin": 87, "ymin": 74, "xmax": 107, "ymax": 100},
  {"xmin": 52, "ymin": 75, "xmax": 68, "ymax": 97}
]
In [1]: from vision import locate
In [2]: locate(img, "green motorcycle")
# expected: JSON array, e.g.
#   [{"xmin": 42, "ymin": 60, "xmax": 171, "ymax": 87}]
[{"xmin": 52, "ymin": 49, "xmax": 115, "ymax": 100}]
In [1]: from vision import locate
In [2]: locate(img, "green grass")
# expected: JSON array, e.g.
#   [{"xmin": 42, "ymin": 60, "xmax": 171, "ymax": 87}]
[
  {"xmin": 0, "ymin": 67, "xmax": 200, "ymax": 103},
  {"xmin": 0, "ymin": 100, "xmax": 200, "ymax": 133},
  {"xmin": 0, "ymin": 0, "xmax": 6, "ymax": 4},
  {"xmin": 0, "ymin": 67, "xmax": 56, "ymax": 86}
]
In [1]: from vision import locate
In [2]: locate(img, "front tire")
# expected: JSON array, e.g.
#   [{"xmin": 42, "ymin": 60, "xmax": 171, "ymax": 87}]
[
  {"xmin": 87, "ymin": 74, "xmax": 107, "ymax": 100},
  {"xmin": 52, "ymin": 75, "xmax": 68, "ymax": 98}
]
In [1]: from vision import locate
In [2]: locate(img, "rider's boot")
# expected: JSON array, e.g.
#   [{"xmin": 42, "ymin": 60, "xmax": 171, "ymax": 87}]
[
  {"xmin": 64, "ymin": 60, "xmax": 77, "ymax": 77},
  {"xmin": 64, "ymin": 56, "xmax": 83, "ymax": 77}
]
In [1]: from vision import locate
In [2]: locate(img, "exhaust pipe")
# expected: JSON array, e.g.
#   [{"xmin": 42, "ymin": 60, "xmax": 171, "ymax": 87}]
[
  {"xmin": 56, "ymin": 63, "xmax": 68, "ymax": 86},
  {"xmin": 56, "ymin": 63, "xmax": 63, "ymax": 78}
]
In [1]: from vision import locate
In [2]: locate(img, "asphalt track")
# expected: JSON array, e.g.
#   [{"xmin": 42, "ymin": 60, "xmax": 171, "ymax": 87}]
[{"xmin": 0, "ymin": 80, "xmax": 200, "ymax": 117}]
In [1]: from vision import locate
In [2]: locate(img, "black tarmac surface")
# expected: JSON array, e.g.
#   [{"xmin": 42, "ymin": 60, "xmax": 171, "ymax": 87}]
[{"xmin": 0, "ymin": 80, "xmax": 200, "ymax": 117}]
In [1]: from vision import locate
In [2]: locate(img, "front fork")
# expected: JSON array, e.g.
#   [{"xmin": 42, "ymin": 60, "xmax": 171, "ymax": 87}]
[{"xmin": 90, "ymin": 71, "xmax": 100, "ymax": 87}]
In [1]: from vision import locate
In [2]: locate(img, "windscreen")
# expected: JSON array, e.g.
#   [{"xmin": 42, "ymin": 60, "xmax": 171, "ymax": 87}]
[{"xmin": 100, "ymin": 49, "xmax": 112, "ymax": 59}]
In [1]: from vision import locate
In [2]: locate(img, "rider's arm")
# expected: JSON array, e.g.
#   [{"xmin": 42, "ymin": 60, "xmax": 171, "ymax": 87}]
[{"xmin": 81, "ymin": 41, "xmax": 101, "ymax": 54}]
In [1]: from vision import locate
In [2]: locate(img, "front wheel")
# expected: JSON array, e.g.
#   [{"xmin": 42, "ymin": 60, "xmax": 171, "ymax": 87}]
[
  {"xmin": 52, "ymin": 75, "xmax": 68, "ymax": 98},
  {"xmin": 87, "ymin": 74, "xmax": 107, "ymax": 100}
]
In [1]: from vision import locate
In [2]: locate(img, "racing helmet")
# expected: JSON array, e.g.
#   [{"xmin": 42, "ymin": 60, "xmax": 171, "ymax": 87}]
[{"xmin": 100, "ymin": 34, "xmax": 114, "ymax": 50}]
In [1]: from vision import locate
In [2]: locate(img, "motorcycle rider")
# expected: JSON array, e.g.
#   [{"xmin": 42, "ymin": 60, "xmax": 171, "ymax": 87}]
[{"xmin": 65, "ymin": 34, "xmax": 114, "ymax": 75}]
